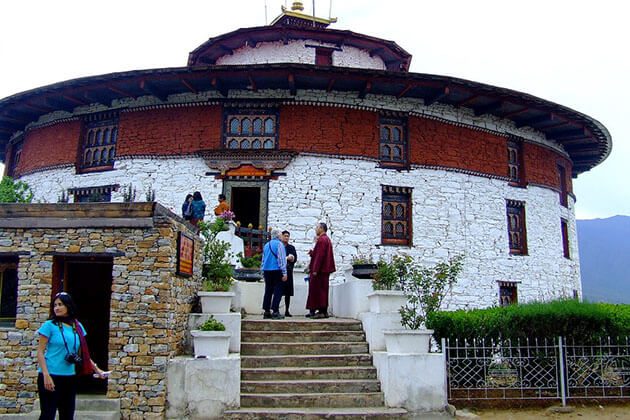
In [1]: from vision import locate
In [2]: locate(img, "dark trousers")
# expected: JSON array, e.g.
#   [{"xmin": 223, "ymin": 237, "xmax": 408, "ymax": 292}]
[
  {"xmin": 263, "ymin": 270, "xmax": 284, "ymax": 313},
  {"xmin": 38, "ymin": 372, "xmax": 77, "ymax": 420}
]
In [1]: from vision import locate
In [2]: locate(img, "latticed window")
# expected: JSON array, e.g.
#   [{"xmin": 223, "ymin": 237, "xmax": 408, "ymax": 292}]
[
  {"xmin": 68, "ymin": 184, "xmax": 118, "ymax": 203},
  {"xmin": 507, "ymin": 138, "xmax": 523, "ymax": 184},
  {"xmin": 499, "ymin": 281, "xmax": 518, "ymax": 306},
  {"xmin": 224, "ymin": 111, "xmax": 278, "ymax": 150},
  {"xmin": 380, "ymin": 118, "xmax": 407, "ymax": 168},
  {"xmin": 506, "ymin": 200, "xmax": 527, "ymax": 255},
  {"xmin": 382, "ymin": 185, "xmax": 412, "ymax": 246},
  {"xmin": 561, "ymin": 218, "xmax": 570, "ymax": 259},
  {"xmin": 81, "ymin": 111, "xmax": 119, "ymax": 170},
  {"xmin": 8, "ymin": 138, "xmax": 23, "ymax": 177}
]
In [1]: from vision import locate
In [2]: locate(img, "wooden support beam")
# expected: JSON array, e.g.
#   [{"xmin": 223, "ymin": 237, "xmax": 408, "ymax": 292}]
[
  {"xmin": 473, "ymin": 101, "xmax": 503, "ymax": 116},
  {"xmin": 548, "ymin": 128, "xmax": 588, "ymax": 141},
  {"xmin": 180, "ymin": 78, "xmax": 198, "ymax": 94},
  {"xmin": 140, "ymin": 80, "xmax": 168, "ymax": 101},
  {"xmin": 0, "ymin": 115, "xmax": 28, "ymax": 125},
  {"xmin": 211, "ymin": 77, "xmax": 228, "ymax": 97},
  {"xmin": 515, "ymin": 113, "xmax": 555, "ymax": 128},
  {"xmin": 82, "ymin": 91, "xmax": 111, "ymax": 106},
  {"xmin": 502, "ymin": 107, "xmax": 530, "ymax": 119},
  {"xmin": 358, "ymin": 81, "xmax": 372, "ymax": 99},
  {"xmin": 106, "ymin": 84, "xmax": 136, "ymax": 98},
  {"xmin": 456, "ymin": 94, "xmax": 482, "ymax": 107},
  {"xmin": 396, "ymin": 83, "xmax": 414, "ymax": 99},
  {"xmin": 326, "ymin": 78, "xmax": 336, "ymax": 92},
  {"xmin": 288, "ymin": 73, "xmax": 296, "ymax": 96},
  {"xmin": 424, "ymin": 86, "xmax": 450, "ymax": 106},
  {"xmin": 45, "ymin": 97, "xmax": 75, "ymax": 112},
  {"xmin": 61, "ymin": 94, "xmax": 88, "ymax": 106},
  {"xmin": 23, "ymin": 102, "xmax": 53, "ymax": 113},
  {"xmin": 5, "ymin": 110, "xmax": 36, "ymax": 121},
  {"xmin": 199, "ymin": 56, "xmax": 216, "ymax": 65}
]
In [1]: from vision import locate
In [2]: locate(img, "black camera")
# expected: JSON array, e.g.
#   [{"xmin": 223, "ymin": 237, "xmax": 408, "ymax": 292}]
[{"xmin": 65, "ymin": 353, "xmax": 82, "ymax": 364}]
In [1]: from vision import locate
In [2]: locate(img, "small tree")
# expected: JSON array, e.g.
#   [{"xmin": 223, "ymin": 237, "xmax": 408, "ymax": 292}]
[
  {"xmin": 0, "ymin": 176, "xmax": 33, "ymax": 203},
  {"xmin": 199, "ymin": 219, "xmax": 234, "ymax": 292},
  {"xmin": 399, "ymin": 255, "xmax": 464, "ymax": 329}
]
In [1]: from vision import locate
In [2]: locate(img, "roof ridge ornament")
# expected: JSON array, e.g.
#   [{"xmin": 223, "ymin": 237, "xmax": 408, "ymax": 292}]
[{"xmin": 273, "ymin": 0, "xmax": 337, "ymax": 28}]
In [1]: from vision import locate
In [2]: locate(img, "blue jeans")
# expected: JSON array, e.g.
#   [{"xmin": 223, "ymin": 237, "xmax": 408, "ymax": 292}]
[{"xmin": 262, "ymin": 270, "xmax": 284, "ymax": 313}]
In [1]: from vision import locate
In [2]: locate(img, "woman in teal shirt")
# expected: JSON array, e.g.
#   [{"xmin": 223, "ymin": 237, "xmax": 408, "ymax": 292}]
[{"xmin": 36, "ymin": 292, "xmax": 106, "ymax": 420}]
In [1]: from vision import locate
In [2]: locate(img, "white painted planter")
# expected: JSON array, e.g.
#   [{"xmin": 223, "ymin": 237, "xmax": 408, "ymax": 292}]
[
  {"xmin": 367, "ymin": 290, "xmax": 407, "ymax": 314},
  {"xmin": 191, "ymin": 330, "xmax": 231, "ymax": 358},
  {"xmin": 198, "ymin": 291, "xmax": 235, "ymax": 314},
  {"xmin": 383, "ymin": 329, "xmax": 434, "ymax": 354}
]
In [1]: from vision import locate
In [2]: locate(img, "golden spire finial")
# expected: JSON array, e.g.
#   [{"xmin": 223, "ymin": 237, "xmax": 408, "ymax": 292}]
[{"xmin": 291, "ymin": 1, "xmax": 304, "ymax": 12}]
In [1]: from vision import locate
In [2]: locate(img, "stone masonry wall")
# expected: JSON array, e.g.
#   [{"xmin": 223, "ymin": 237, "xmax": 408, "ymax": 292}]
[{"xmin": 0, "ymin": 209, "xmax": 202, "ymax": 418}]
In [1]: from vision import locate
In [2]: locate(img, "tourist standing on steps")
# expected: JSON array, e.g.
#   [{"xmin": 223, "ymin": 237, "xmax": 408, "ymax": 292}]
[
  {"xmin": 306, "ymin": 222, "xmax": 336, "ymax": 319},
  {"xmin": 190, "ymin": 191, "xmax": 206, "ymax": 226},
  {"xmin": 181, "ymin": 193, "xmax": 193, "ymax": 221},
  {"xmin": 37, "ymin": 292, "xmax": 108, "ymax": 420},
  {"xmin": 281, "ymin": 230, "xmax": 298, "ymax": 317},
  {"xmin": 214, "ymin": 193, "xmax": 230, "ymax": 216},
  {"xmin": 262, "ymin": 229, "xmax": 288, "ymax": 320}
]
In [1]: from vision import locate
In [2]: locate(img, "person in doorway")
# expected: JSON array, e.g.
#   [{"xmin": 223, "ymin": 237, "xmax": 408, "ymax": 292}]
[
  {"xmin": 190, "ymin": 191, "xmax": 206, "ymax": 226},
  {"xmin": 181, "ymin": 193, "xmax": 193, "ymax": 221},
  {"xmin": 306, "ymin": 222, "xmax": 336, "ymax": 319},
  {"xmin": 262, "ymin": 229, "xmax": 288, "ymax": 320},
  {"xmin": 281, "ymin": 230, "xmax": 297, "ymax": 317},
  {"xmin": 36, "ymin": 292, "xmax": 107, "ymax": 420},
  {"xmin": 214, "ymin": 193, "xmax": 230, "ymax": 216}
]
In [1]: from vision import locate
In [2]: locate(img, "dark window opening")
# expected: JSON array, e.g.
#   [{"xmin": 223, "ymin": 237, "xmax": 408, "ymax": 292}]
[
  {"xmin": 561, "ymin": 218, "xmax": 570, "ymax": 259},
  {"xmin": 0, "ymin": 257, "xmax": 19, "ymax": 327},
  {"xmin": 69, "ymin": 185, "xmax": 118, "ymax": 203},
  {"xmin": 382, "ymin": 185, "xmax": 412, "ymax": 246},
  {"xmin": 499, "ymin": 281, "xmax": 518, "ymax": 306},
  {"xmin": 315, "ymin": 48, "xmax": 333, "ymax": 66},
  {"xmin": 8, "ymin": 139, "xmax": 23, "ymax": 177},
  {"xmin": 558, "ymin": 164, "xmax": 568, "ymax": 207},
  {"xmin": 506, "ymin": 200, "xmax": 527, "ymax": 255},
  {"xmin": 507, "ymin": 139, "xmax": 524, "ymax": 185}
]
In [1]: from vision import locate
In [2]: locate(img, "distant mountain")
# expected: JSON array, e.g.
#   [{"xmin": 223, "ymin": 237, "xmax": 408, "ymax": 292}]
[{"xmin": 577, "ymin": 215, "xmax": 630, "ymax": 304}]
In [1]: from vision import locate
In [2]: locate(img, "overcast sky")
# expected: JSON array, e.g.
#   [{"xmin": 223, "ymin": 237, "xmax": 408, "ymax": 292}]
[{"xmin": 1, "ymin": 0, "xmax": 627, "ymax": 220}]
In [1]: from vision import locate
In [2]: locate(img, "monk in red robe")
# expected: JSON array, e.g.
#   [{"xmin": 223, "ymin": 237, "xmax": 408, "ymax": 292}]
[{"xmin": 306, "ymin": 222, "xmax": 336, "ymax": 319}]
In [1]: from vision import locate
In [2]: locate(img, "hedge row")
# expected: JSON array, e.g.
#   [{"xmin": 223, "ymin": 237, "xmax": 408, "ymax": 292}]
[{"xmin": 426, "ymin": 300, "xmax": 630, "ymax": 343}]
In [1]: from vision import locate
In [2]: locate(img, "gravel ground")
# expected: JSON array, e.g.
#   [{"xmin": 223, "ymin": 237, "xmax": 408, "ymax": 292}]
[{"xmin": 462, "ymin": 403, "xmax": 630, "ymax": 419}]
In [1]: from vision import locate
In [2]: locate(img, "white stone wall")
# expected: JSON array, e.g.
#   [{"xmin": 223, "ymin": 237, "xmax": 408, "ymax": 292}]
[
  {"xmin": 215, "ymin": 39, "xmax": 387, "ymax": 70},
  {"xmin": 20, "ymin": 154, "xmax": 581, "ymax": 310}
]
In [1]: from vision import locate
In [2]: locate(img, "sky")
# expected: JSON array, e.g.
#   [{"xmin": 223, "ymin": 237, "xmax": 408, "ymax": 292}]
[{"xmin": 0, "ymin": 0, "xmax": 627, "ymax": 220}]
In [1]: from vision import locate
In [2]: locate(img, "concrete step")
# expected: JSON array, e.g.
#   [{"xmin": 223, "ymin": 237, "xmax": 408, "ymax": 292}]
[
  {"xmin": 75, "ymin": 396, "xmax": 121, "ymax": 412},
  {"xmin": 242, "ymin": 366, "xmax": 378, "ymax": 381},
  {"xmin": 241, "ymin": 341, "xmax": 369, "ymax": 356},
  {"xmin": 241, "ymin": 353, "xmax": 374, "ymax": 368},
  {"xmin": 240, "ymin": 392, "xmax": 385, "ymax": 408},
  {"xmin": 223, "ymin": 406, "xmax": 410, "ymax": 419},
  {"xmin": 242, "ymin": 318, "xmax": 363, "ymax": 332},
  {"xmin": 242, "ymin": 330, "xmax": 366, "ymax": 343},
  {"xmin": 241, "ymin": 379, "xmax": 381, "ymax": 394}
]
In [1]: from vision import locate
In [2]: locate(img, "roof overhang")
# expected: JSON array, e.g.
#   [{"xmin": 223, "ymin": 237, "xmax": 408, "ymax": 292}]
[{"xmin": 0, "ymin": 63, "xmax": 611, "ymax": 176}]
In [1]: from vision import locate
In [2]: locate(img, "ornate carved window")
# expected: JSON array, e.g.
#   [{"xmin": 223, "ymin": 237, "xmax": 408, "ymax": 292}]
[
  {"xmin": 224, "ymin": 110, "xmax": 278, "ymax": 150},
  {"xmin": 506, "ymin": 200, "xmax": 527, "ymax": 255},
  {"xmin": 498, "ymin": 281, "xmax": 518, "ymax": 306},
  {"xmin": 561, "ymin": 218, "xmax": 570, "ymax": 259},
  {"xmin": 68, "ymin": 184, "xmax": 118, "ymax": 203},
  {"xmin": 7, "ymin": 137, "xmax": 23, "ymax": 177},
  {"xmin": 380, "ymin": 117, "xmax": 407, "ymax": 168},
  {"xmin": 382, "ymin": 185, "xmax": 412, "ymax": 246},
  {"xmin": 80, "ymin": 111, "xmax": 119, "ymax": 171},
  {"xmin": 507, "ymin": 138, "xmax": 523, "ymax": 185},
  {"xmin": 0, "ymin": 257, "xmax": 18, "ymax": 327},
  {"xmin": 558, "ymin": 164, "xmax": 568, "ymax": 207}
]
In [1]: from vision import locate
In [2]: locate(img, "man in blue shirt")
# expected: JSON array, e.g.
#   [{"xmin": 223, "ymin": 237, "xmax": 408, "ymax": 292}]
[{"xmin": 262, "ymin": 229, "xmax": 288, "ymax": 319}]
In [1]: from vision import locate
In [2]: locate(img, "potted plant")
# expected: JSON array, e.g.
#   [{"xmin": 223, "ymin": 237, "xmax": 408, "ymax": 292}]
[
  {"xmin": 233, "ymin": 252, "xmax": 262, "ymax": 281},
  {"xmin": 366, "ymin": 256, "xmax": 408, "ymax": 314},
  {"xmin": 351, "ymin": 253, "xmax": 378, "ymax": 279},
  {"xmin": 191, "ymin": 316, "xmax": 231, "ymax": 358},
  {"xmin": 217, "ymin": 210, "xmax": 235, "ymax": 230},
  {"xmin": 383, "ymin": 254, "xmax": 464, "ymax": 354},
  {"xmin": 198, "ymin": 219, "xmax": 235, "ymax": 313}
]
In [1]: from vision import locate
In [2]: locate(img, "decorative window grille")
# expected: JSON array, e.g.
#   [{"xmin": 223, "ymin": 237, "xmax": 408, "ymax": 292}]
[
  {"xmin": 498, "ymin": 281, "xmax": 518, "ymax": 306},
  {"xmin": 380, "ymin": 117, "xmax": 407, "ymax": 168},
  {"xmin": 80, "ymin": 111, "xmax": 119, "ymax": 170},
  {"xmin": 506, "ymin": 200, "xmax": 527, "ymax": 255},
  {"xmin": 8, "ymin": 138, "xmax": 23, "ymax": 177},
  {"xmin": 382, "ymin": 185, "xmax": 412, "ymax": 246},
  {"xmin": 315, "ymin": 48, "xmax": 333, "ymax": 66},
  {"xmin": 561, "ymin": 218, "xmax": 570, "ymax": 259},
  {"xmin": 0, "ymin": 257, "xmax": 18, "ymax": 327},
  {"xmin": 558, "ymin": 164, "xmax": 568, "ymax": 207},
  {"xmin": 68, "ymin": 184, "xmax": 118, "ymax": 203},
  {"xmin": 224, "ymin": 111, "xmax": 278, "ymax": 150},
  {"xmin": 507, "ymin": 138, "xmax": 523, "ymax": 184}
]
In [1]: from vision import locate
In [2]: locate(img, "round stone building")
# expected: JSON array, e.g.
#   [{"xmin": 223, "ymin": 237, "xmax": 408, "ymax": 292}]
[{"xmin": 0, "ymin": 4, "xmax": 611, "ymax": 308}]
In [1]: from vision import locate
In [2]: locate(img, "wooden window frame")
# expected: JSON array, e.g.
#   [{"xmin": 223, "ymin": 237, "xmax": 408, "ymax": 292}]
[
  {"xmin": 379, "ymin": 117, "xmax": 408, "ymax": 169},
  {"xmin": 7, "ymin": 137, "xmax": 23, "ymax": 177},
  {"xmin": 315, "ymin": 47, "xmax": 334, "ymax": 66},
  {"xmin": 558, "ymin": 164, "xmax": 568, "ymax": 207},
  {"xmin": 223, "ymin": 109, "xmax": 279, "ymax": 150},
  {"xmin": 561, "ymin": 218, "xmax": 570, "ymax": 259},
  {"xmin": 498, "ymin": 281, "xmax": 518, "ymax": 306},
  {"xmin": 506, "ymin": 200, "xmax": 528, "ymax": 255},
  {"xmin": 68, "ymin": 184, "xmax": 118, "ymax": 203},
  {"xmin": 78, "ymin": 111, "xmax": 119, "ymax": 173},
  {"xmin": 507, "ymin": 138, "xmax": 525, "ymax": 186},
  {"xmin": 381, "ymin": 185, "xmax": 412, "ymax": 246}
]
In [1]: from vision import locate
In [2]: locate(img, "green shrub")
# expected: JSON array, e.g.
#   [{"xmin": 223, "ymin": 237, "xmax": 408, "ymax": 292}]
[
  {"xmin": 199, "ymin": 316, "xmax": 226, "ymax": 331},
  {"xmin": 237, "ymin": 252, "xmax": 261, "ymax": 268},
  {"xmin": 427, "ymin": 300, "xmax": 630, "ymax": 344},
  {"xmin": 0, "ymin": 176, "xmax": 33, "ymax": 203},
  {"xmin": 199, "ymin": 219, "xmax": 234, "ymax": 292}
]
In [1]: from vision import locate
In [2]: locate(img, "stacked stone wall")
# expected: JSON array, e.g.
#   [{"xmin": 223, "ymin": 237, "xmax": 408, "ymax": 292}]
[{"xmin": 0, "ymin": 213, "xmax": 202, "ymax": 418}]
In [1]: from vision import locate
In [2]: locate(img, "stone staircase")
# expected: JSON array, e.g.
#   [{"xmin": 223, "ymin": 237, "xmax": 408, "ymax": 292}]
[
  {"xmin": 224, "ymin": 317, "xmax": 408, "ymax": 419},
  {"xmin": 2, "ymin": 395, "xmax": 120, "ymax": 419}
]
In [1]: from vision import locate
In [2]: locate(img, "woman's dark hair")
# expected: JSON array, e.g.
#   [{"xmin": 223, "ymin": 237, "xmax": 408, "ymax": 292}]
[
  {"xmin": 193, "ymin": 191, "xmax": 203, "ymax": 201},
  {"xmin": 51, "ymin": 292, "xmax": 78, "ymax": 323},
  {"xmin": 185, "ymin": 193, "xmax": 193, "ymax": 201}
]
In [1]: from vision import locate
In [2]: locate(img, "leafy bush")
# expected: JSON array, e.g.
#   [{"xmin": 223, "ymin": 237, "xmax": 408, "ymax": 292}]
[
  {"xmin": 372, "ymin": 255, "xmax": 410, "ymax": 290},
  {"xmin": 427, "ymin": 300, "xmax": 630, "ymax": 344},
  {"xmin": 199, "ymin": 316, "xmax": 226, "ymax": 331},
  {"xmin": 0, "ymin": 176, "xmax": 33, "ymax": 203},
  {"xmin": 237, "ymin": 252, "xmax": 261, "ymax": 268},
  {"xmin": 199, "ymin": 219, "xmax": 233, "ymax": 292}
]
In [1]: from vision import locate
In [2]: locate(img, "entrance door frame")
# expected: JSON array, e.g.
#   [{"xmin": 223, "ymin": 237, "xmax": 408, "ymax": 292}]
[{"xmin": 223, "ymin": 179, "xmax": 269, "ymax": 230}]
